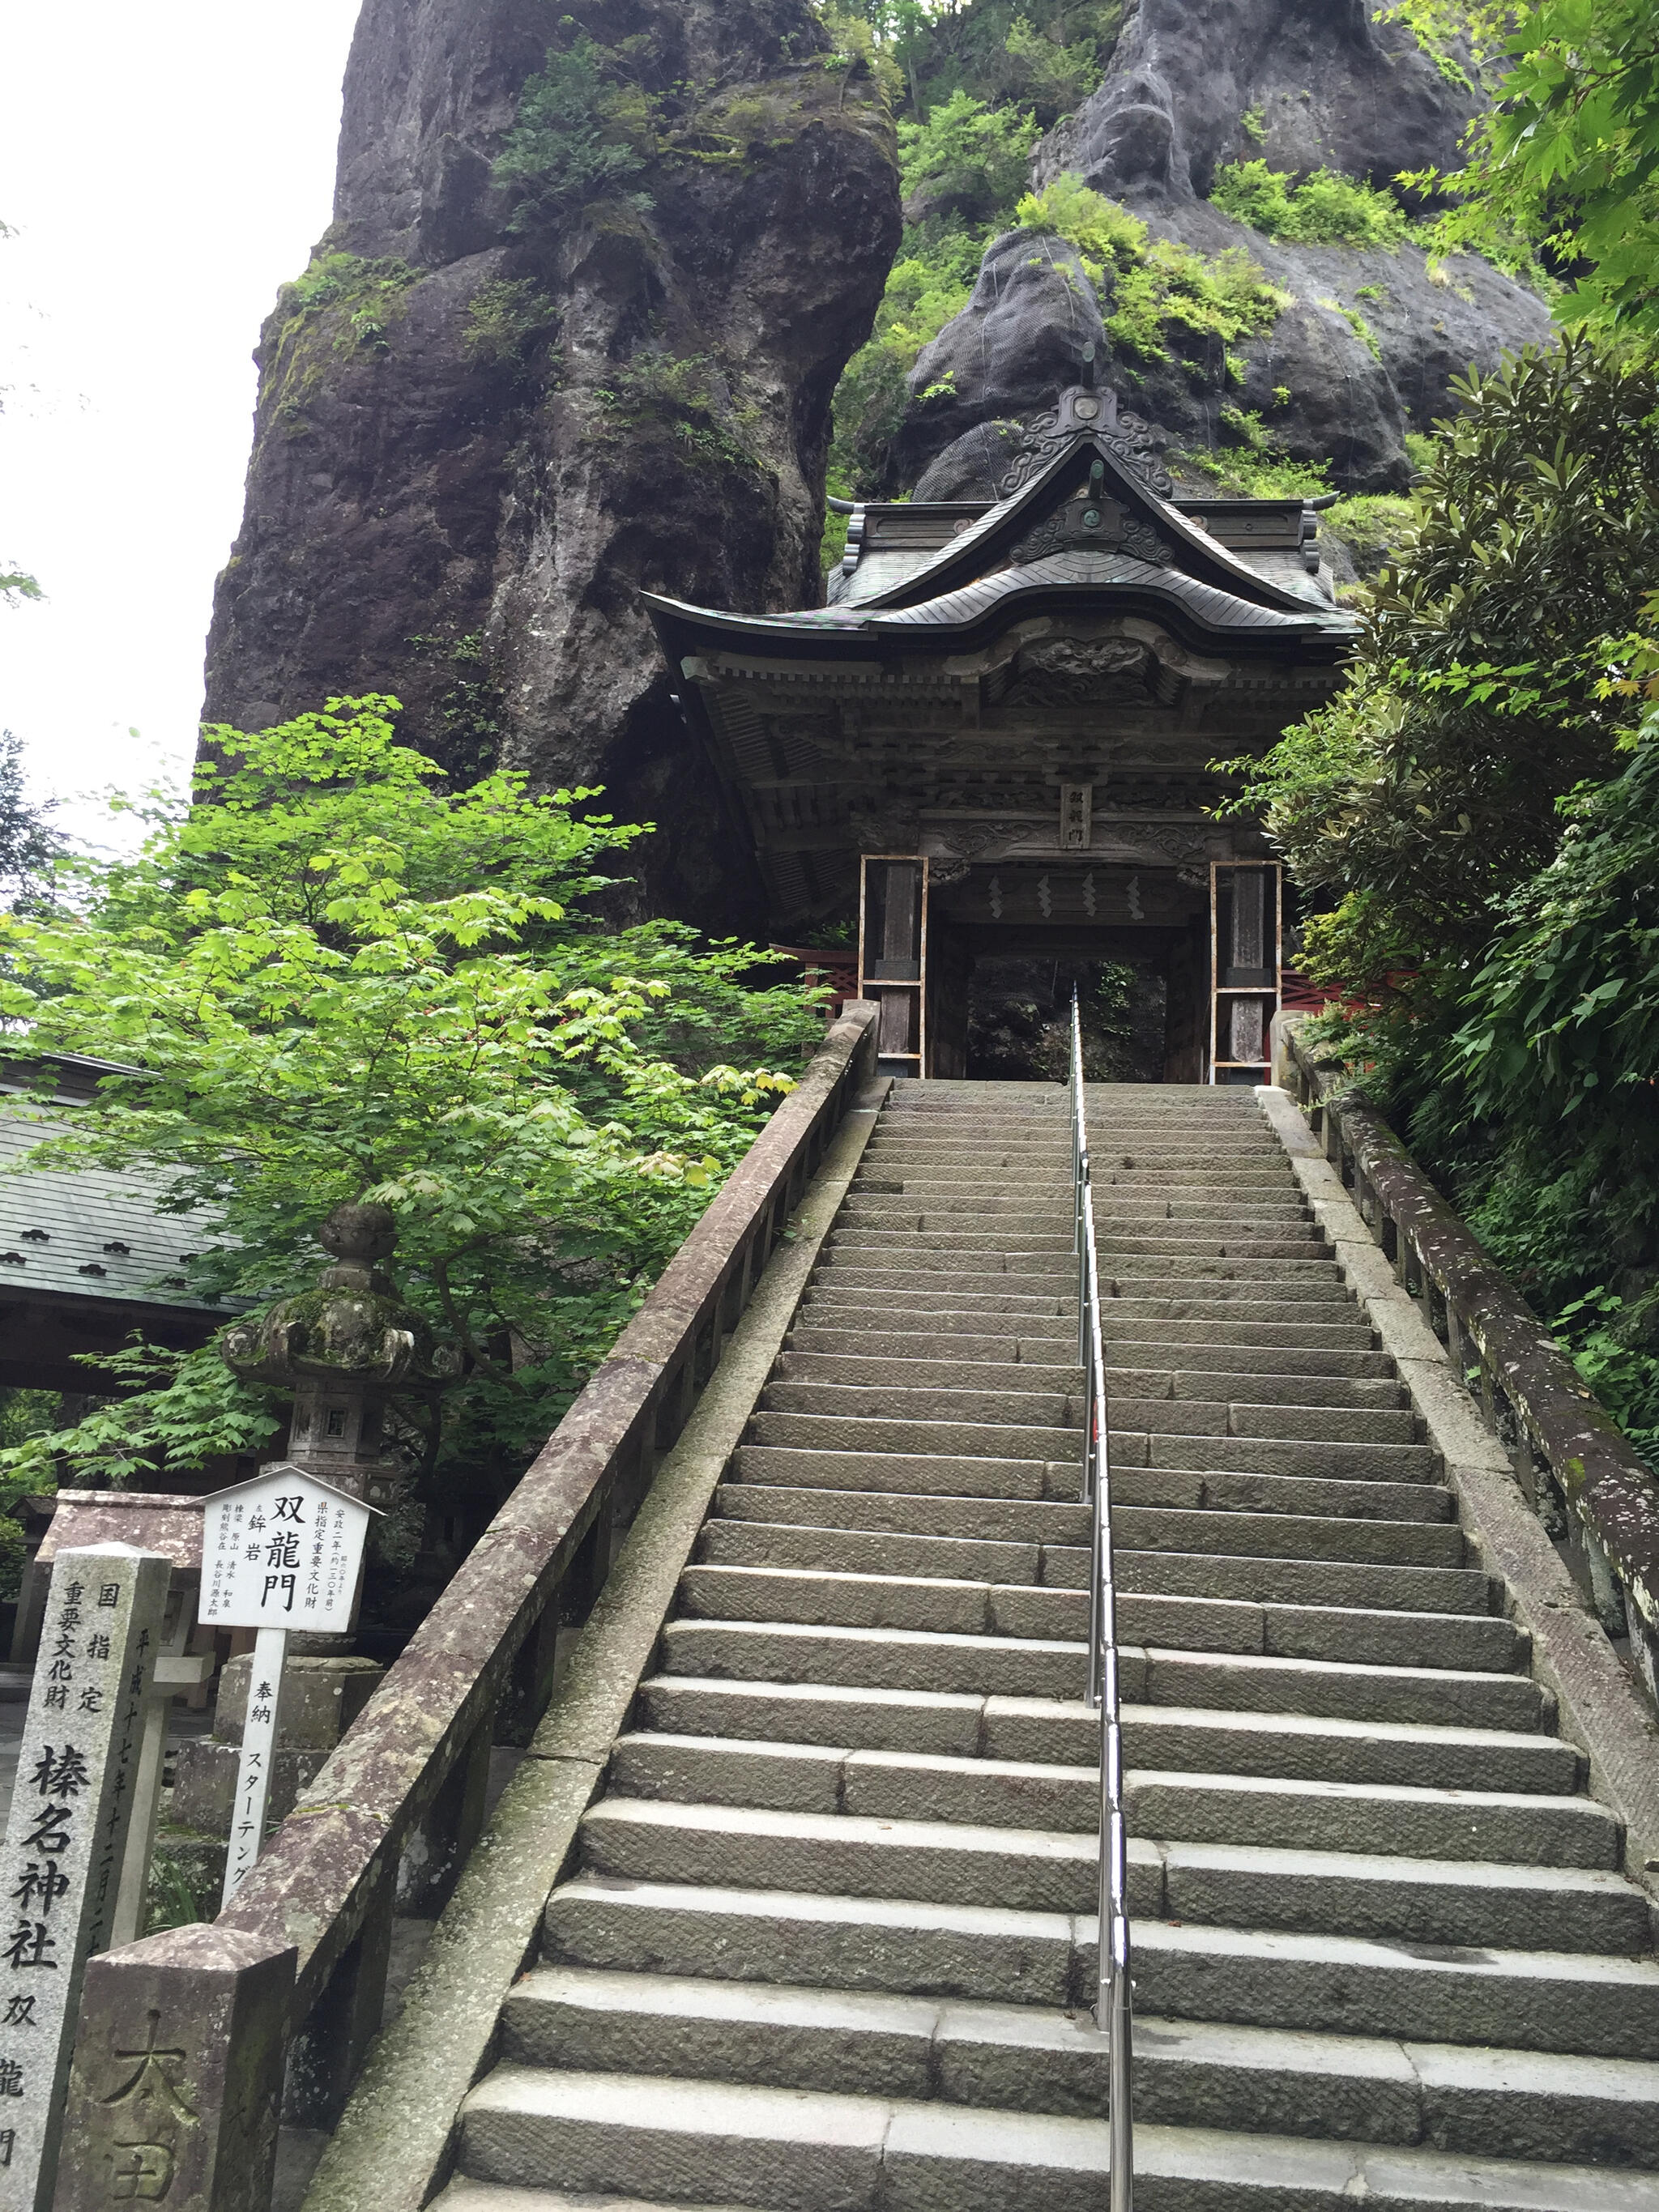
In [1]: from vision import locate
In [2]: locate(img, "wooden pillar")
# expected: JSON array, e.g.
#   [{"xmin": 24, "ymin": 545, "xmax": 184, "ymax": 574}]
[{"xmin": 1229, "ymin": 867, "xmax": 1266, "ymax": 1068}]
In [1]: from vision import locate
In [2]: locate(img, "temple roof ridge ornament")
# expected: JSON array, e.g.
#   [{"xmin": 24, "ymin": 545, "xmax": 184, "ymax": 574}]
[
  {"xmin": 831, "ymin": 392, "xmax": 1333, "ymax": 624},
  {"xmin": 999, "ymin": 386, "xmax": 1174, "ymax": 501}
]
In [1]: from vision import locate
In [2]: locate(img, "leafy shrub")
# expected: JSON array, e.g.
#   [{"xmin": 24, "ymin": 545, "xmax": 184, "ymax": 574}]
[
  {"xmin": 493, "ymin": 35, "xmax": 658, "ymax": 230},
  {"xmin": 1225, "ymin": 337, "xmax": 1659, "ymax": 995},
  {"xmin": 0, "ymin": 699, "xmax": 822, "ymax": 1498},
  {"xmin": 595, "ymin": 352, "xmax": 762, "ymax": 473},
  {"xmin": 275, "ymin": 254, "xmax": 419, "ymax": 356},
  {"xmin": 1000, "ymin": 13, "xmax": 1105, "ymax": 121},
  {"xmin": 898, "ymin": 87, "xmax": 1038, "ymax": 219},
  {"xmin": 830, "ymin": 224, "xmax": 989, "ymax": 490},
  {"xmin": 1221, "ymin": 339, "xmax": 1659, "ymax": 1465},
  {"xmin": 1211, "ymin": 160, "xmax": 1409, "ymax": 249},
  {"xmin": 1017, "ymin": 177, "xmax": 1290, "ymax": 360},
  {"xmin": 1318, "ymin": 295, "xmax": 1383, "ymax": 359},
  {"xmin": 1323, "ymin": 492, "xmax": 1416, "ymax": 577},
  {"xmin": 1179, "ymin": 407, "xmax": 1331, "ymax": 499},
  {"xmin": 464, "ymin": 280, "xmax": 560, "ymax": 369}
]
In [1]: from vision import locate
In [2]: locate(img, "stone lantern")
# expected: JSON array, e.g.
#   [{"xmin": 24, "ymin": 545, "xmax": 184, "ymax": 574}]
[
  {"xmin": 220, "ymin": 1200, "xmax": 456, "ymax": 1516},
  {"xmin": 172, "ymin": 1203, "xmax": 458, "ymax": 1841}
]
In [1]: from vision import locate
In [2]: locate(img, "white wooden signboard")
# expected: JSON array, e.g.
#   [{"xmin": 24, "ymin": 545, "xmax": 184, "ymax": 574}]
[
  {"xmin": 0, "ymin": 1542, "xmax": 169, "ymax": 2212},
  {"xmin": 198, "ymin": 1468, "xmax": 377, "ymax": 1906},
  {"xmin": 198, "ymin": 1464, "xmax": 373, "ymax": 1639}
]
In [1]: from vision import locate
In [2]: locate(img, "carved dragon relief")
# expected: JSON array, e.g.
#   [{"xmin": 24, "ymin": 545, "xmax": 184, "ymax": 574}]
[
  {"xmin": 1013, "ymin": 501, "xmax": 1167, "ymax": 568},
  {"xmin": 1000, "ymin": 637, "xmax": 1151, "ymax": 710},
  {"xmin": 930, "ymin": 819, "xmax": 1041, "ymax": 863}
]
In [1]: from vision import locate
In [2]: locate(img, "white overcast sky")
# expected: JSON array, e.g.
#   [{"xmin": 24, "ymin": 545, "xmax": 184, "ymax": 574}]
[{"xmin": 0, "ymin": 0, "xmax": 362, "ymax": 846}]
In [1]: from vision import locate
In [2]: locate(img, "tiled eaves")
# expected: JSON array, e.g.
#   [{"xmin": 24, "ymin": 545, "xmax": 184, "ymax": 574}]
[{"xmin": 0, "ymin": 1106, "xmax": 227, "ymax": 1313}]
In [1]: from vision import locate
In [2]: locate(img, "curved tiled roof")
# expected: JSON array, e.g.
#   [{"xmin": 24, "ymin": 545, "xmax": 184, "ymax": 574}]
[
  {"xmin": 862, "ymin": 549, "xmax": 1343, "ymax": 634},
  {"xmin": 651, "ymin": 548, "xmax": 1351, "ymax": 650}
]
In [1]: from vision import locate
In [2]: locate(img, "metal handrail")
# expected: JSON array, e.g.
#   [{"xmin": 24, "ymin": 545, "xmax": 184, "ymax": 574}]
[{"xmin": 1070, "ymin": 992, "xmax": 1133, "ymax": 2210}]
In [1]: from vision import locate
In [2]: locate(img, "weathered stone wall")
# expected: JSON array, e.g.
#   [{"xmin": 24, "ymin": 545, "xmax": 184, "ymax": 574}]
[{"xmin": 203, "ymin": 0, "xmax": 900, "ymax": 931}]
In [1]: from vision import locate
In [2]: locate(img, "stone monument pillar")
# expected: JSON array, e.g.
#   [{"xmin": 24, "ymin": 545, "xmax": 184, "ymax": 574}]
[{"xmin": 171, "ymin": 1204, "xmax": 455, "ymax": 1839}]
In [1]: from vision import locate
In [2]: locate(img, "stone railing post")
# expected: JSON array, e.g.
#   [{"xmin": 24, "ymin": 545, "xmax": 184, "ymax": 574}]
[{"xmin": 53, "ymin": 1927, "xmax": 294, "ymax": 2212}]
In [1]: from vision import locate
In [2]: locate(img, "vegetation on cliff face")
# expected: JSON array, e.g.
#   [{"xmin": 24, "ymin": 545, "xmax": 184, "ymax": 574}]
[
  {"xmin": 0, "ymin": 700, "xmax": 823, "ymax": 1507},
  {"xmin": 1225, "ymin": 339, "xmax": 1659, "ymax": 1456},
  {"xmin": 1209, "ymin": 161, "xmax": 1410, "ymax": 250},
  {"xmin": 829, "ymin": 126, "xmax": 1298, "ymax": 498}
]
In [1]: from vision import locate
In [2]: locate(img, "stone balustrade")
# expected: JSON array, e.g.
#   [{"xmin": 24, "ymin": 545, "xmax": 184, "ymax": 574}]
[
  {"xmin": 1280, "ymin": 1017, "xmax": 1659, "ymax": 1714},
  {"xmin": 51, "ymin": 1000, "xmax": 881, "ymax": 2212}
]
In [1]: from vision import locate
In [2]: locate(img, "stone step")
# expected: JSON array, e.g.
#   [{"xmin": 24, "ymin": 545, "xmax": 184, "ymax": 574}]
[
  {"xmin": 492, "ymin": 1967, "xmax": 1659, "ymax": 2170},
  {"xmin": 701, "ymin": 1504, "xmax": 1464, "ymax": 1582},
  {"xmin": 839, "ymin": 1200, "xmax": 1077, "ymax": 1225},
  {"xmin": 845, "ymin": 1196, "xmax": 1313, "ymax": 1226},
  {"xmin": 799, "ymin": 1295, "xmax": 1077, "ymax": 1331},
  {"xmin": 717, "ymin": 1465, "xmax": 1456, "ymax": 1537},
  {"xmin": 1115, "ymin": 1430, "xmax": 1441, "ymax": 1483},
  {"xmin": 1114, "ymin": 1506, "xmax": 1461, "ymax": 1570},
  {"xmin": 456, "ymin": 2064, "xmax": 1659, "ymax": 2207},
  {"xmin": 748, "ymin": 1409, "xmax": 1432, "ymax": 1465},
  {"xmin": 748, "ymin": 1412, "xmax": 1082, "ymax": 1460},
  {"xmin": 789, "ymin": 1324, "xmax": 1390, "ymax": 1375},
  {"xmin": 774, "ymin": 1351, "xmax": 1407, "ymax": 1410},
  {"xmin": 1107, "ymin": 1338, "xmax": 1390, "ymax": 1377},
  {"xmin": 1137, "ymin": 1920, "xmax": 1659, "ymax": 2061},
  {"xmin": 1100, "ymin": 1252, "xmax": 1339, "ymax": 1279},
  {"xmin": 544, "ymin": 1872, "xmax": 1081, "ymax": 2005},
  {"xmin": 715, "ymin": 1479, "xmax": 1093, "ymax": 1545},
  {"xmin": 727, "ymin": 1445, "xmax": 1084, "ymax": 1501},
  {"xmin": 661, "ymin": 1615, "xmax": 1093, "ymax": 1700},
  {"xmin": 761, "ymin": 1383, "xmax": 1418, "ymax": 1443},
  {"xmin": 699, "ymin": 1515, "xmax": 1065, "ymax": 1588},
  {"xmin": 871, "ymin": 1170, "xmax": 1298, "ymax": 1191},
  {"xmin": 812, "ymin": 1263, "xmax": 1077, "ymax": 1294},
  {"xmin": 578, "ymin": 1788, "xmax": 1626, "ymax": 1927},
  {"xmin": 1136, "ymin": 1645, "xmax": 1548, "ymax": 1728},
  {"xmin": 760, "ymin": 1379, "xmax": 1081, "ymax": 1427},
  {"xmin": 777, "ymin": 1351, "xmax": 1088, "ymax": 1391},
  {"xmin": 574, "ymin": 1795, "xmax": 1108, "ymax": 1916},
  {"xmin": 864, "ymin": 1146, "xmax": 1283, "ymax": 1170},
  {"xmin": 638, "ymin": 1676, "xmax": 1576, "ymax": 1792},
  {"xmin": 676, "ymin": 1554, "xmax": 1494, "ymax": 1637},
  {"xmin": 660, "ymin": 1603, "xmax": 1525, "ymax": 1697},
  {"xmin": 1115, "ymin": 1549, "xmax": 1491, "ymax": 1617},
  {"xmin": 1101, "ymin": 1236, "xmax": 1331, "ymax": 1261},
  {"xmin": 1102, "ymin": 1285, "xmax": 1363, "ymax": 1310},
  {"xmin": 801, "ymin": 1288, "xmax": 1075, "ymax": 1320},
  {"xmin": 1115, "ymin": 1463, "xmax": 1454, "ymax": 1522},
  {"xmin": 827, "ymin": 1229, "xmax": 1080, "ymax": 1256}
]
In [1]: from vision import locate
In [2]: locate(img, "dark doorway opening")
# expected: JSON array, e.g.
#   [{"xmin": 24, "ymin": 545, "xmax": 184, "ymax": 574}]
[{"xmin": 965, "ymin": 956, "xmax": 1168, "ymax": 1083}]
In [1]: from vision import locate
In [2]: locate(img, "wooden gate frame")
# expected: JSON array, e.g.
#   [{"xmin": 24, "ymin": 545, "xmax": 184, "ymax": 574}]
[
  {"xmin": 1208, "ymin": 859, "xmax": 1282, "ymax": 1084},
  {"xmin": 858, "ymin": 853, "xmax": 929, "ymax": 1078}
]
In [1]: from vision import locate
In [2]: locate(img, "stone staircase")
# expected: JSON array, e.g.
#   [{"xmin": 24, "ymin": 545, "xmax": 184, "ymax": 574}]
[{"xmin": 437, "ymin": 1080, "xmax": 1659, "ymax": 2211}]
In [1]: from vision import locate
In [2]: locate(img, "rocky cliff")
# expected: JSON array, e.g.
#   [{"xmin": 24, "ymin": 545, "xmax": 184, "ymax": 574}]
[
  {"xmin": 203, "ymin": 0, "xmax": 899, "ymax": 930},
  {"xmin": 889, "ymin": 0, "xmax": 1552, "ymax": 508},
  {"xmin": 205, "ymin": 0, "xmax": 1552, "ymax": 925}
]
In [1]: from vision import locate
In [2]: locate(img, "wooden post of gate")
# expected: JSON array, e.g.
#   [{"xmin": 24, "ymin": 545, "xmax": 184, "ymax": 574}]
[
  {"xmin": 858, "ymin": 854, "xmax": 929, "ymax": 1078},
  {"xmin": 196, "ymin": 1466, "xmax": 377, "ymax": 1906},
  {"xmin": 0, "ymin": 1543, "xmax": 170, "ymax": 2212}
]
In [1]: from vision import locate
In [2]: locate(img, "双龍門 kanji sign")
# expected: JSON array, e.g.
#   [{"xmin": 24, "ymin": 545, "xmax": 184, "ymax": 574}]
[{"xmin": 198, "ymin": 1466, "xmax": 375, "ymax": 1637}]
